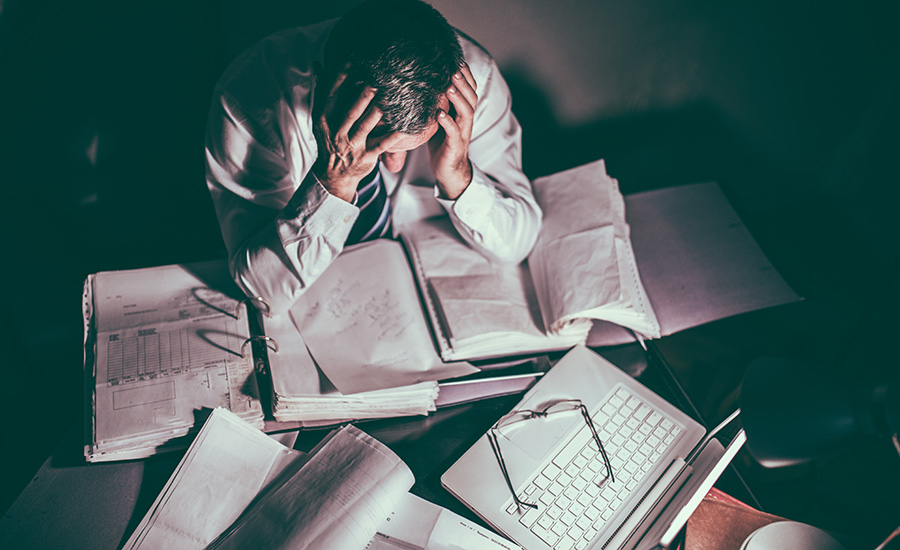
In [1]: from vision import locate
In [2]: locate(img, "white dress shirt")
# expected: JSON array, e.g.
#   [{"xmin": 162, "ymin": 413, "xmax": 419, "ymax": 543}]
[{"xmin": 205, "ymin": 20, "xmax": 542, "ymax": 314}]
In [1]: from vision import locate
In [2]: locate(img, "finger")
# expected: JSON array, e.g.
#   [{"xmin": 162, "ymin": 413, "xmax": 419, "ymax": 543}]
[
  {"xmin": 446, "ymin": 87, "xmax": 474, "ymax": 142},
  {"xmin": 371, "ymin": 131, "xmax": 406, "ymax": 155},
  {"xmin": 350, "ymin": 101, "xmax": 384, "ymax": 145},
  {"xmin": 451, "ymin": 69, "xmax": 477, "ymax": 113},
  {"xmin": 338, "ymin": 86, "xmax": 378, "ymax": 138},
  {"xmin": 436, "ymin": 109, "xmax": 462, "ymax": 145},
  {"xmin": 459, "ymin": 63, "xmax": 477, "ymax": 93}
]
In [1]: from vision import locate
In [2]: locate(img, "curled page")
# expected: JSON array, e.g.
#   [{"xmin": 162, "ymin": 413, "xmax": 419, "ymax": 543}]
[
  {"xmin": 209, "ymin": 425, "xmax": 414, "ymax": 550},
  {"xmin": 529, "ymin": 159, "xmax": 661, "ymax": 339}
]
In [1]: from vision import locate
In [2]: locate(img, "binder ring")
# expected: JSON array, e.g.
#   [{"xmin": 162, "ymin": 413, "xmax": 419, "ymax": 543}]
[
  {"xmin": 241, "ymin": 335, "xmax": 279, "ymax": 358},
  {"xmin": 235, "ymin": 296, "xmax": 271, "ymax": 318}
]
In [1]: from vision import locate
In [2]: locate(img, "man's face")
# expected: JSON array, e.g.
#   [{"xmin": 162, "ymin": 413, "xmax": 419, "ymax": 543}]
[{"xmin": 376, "ymin": 95, "xmax": 449, "ymax": 173}]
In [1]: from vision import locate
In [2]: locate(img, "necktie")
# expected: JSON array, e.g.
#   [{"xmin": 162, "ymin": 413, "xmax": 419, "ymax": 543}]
[{"xmin": 345, "ymin": 163, "xmax": 392, "ymax": 245}]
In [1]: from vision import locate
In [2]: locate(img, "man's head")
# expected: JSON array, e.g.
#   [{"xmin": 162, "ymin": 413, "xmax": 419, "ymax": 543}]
[{"xmin": 323, "ymin": 0, "xmax": 464, "ymax": 138}]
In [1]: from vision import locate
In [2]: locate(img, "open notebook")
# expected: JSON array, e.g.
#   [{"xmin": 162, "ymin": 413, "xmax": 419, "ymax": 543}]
[{"xmin": 442, "ymin": 346, "xmax": 745, "ymax": 550}]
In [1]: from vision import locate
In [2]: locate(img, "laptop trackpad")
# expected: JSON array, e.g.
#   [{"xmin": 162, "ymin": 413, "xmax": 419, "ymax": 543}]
[{"xmin": 507, "ymin": 414, "xmax": 582, "ymax": 461}]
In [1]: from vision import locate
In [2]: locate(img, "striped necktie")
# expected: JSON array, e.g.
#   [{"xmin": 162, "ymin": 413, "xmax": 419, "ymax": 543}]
[{"xmin": 345, "ymin": 163, "xmax": 392, "ymax": 245}]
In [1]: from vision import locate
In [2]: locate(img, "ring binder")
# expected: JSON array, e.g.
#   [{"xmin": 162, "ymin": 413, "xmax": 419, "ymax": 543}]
[
  {"xmin": 235, "ymin": 296, "xmax": 271, "ymax": 318},
  {"xmin": 241, "ymin": 335, "xmax": 279, "ymax": 358}
]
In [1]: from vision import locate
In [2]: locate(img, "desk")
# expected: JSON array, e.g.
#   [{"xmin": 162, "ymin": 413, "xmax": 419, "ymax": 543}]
[{"xmin": 0, "ymin": 342, "xmax": 753, "ymax": 549}]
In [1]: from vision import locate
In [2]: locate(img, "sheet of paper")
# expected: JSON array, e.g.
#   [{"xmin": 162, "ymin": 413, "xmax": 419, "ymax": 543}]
[
  {"xmin": 427, "ymin": 267, "xmax": 545, "ymax": 343},
  {"xmin": 86, "ymin": 262, "xmax": 263, "ymax": 462},
  {"xmin": 289, "ymin": 240, "xmax": 476, "ymax": 394},
  {"xmin": 587, "ymin": 181, "xmax": 802, "ymax": 346},
  {"xmin": 529, "ymin": 159, "xmax": 660, "ymax": 339},
  {"xmin": 209, "ymin": 425, "xmax": 415, "ymax": 550},
  {"xmin": 123, "ymin": 408, "xmax": 304, "ymax": 549},
  {"xmin": 368, "ymin": 493, "xmax": 522, "ymax": 550}
]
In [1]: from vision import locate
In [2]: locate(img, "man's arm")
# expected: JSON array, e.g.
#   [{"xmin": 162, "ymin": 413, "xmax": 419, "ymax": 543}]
[{"xmin": 431, "ymin": 39, "xmax": 543, "ymax": 264}]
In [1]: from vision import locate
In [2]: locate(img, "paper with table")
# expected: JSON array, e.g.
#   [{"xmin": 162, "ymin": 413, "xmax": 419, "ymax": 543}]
[
  {"xmin": 123, "ymin": 408, "xmax": 520, "ymax": 550},
  {"xmin": 83, "ymin": 261, "xmax": 264, "ymax": 462}
]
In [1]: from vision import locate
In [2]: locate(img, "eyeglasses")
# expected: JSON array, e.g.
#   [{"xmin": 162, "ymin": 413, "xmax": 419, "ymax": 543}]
[{"xmin": 488, "ymin": 399, "xmax": 615, "ymax": 513}]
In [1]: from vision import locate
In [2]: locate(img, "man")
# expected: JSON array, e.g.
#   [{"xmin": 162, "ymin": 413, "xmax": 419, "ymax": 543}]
[{"xmin": 206, "ymin": 0, "xmax": 541, "ymax": 314}]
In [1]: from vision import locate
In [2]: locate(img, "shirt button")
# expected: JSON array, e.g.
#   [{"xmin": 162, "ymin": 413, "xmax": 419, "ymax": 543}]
[{"xmin": 343, "ymin": 216, "xmax": 352, "ymax": 224}]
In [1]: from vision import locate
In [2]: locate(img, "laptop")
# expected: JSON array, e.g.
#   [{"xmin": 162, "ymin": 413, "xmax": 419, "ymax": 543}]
[{"xmin": 442, "ymin": 345, "xmax": 745, "ymax": 550}]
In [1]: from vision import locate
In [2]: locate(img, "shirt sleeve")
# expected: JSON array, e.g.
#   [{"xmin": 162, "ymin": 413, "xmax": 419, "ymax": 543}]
[
  {"xmin": 434, "ymin": 39, "xmax": 543, "ymax": 264},
  {"xmin": 205, "ymin": 73, "xmax": 359, "ymax": 315}
]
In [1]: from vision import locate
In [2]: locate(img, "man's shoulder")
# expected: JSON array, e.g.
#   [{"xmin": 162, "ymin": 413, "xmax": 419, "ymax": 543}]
[
  {"xmin": 214, "ymin": 20, "xmax": 336, "ymax": 95},
  {"xmin": 456, "ymin": 30, "xmax": 497, "ymax": 86}
]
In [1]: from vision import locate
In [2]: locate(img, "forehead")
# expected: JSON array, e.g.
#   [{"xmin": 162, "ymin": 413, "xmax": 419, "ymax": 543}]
[{"xmin": 382, "ymin": 123, "xmax": 440, "ymax": 153}]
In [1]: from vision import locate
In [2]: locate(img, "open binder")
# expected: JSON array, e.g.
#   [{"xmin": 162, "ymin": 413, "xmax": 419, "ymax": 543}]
[
  {"xmin": 83, "ymin": 261, "xmax": 269, "ymax": 462},
  {"xmin": 83, "ymin": 258, "xmax": 454, "ymax": 462}
]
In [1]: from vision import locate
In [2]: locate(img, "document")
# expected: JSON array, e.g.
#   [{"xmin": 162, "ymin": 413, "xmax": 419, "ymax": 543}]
[
  {"xmin": 369, "ymin": 493, "xmax": 521, "ymax": 550},
  {"xmin": 85, "ymin": 262, "xmax": 263, "ymax": 462},
  {"xmin": 401, "ymin": 160, "xmax": 659, "ymax": 361},
  {"xmin": 209, "ymin": 424, "xmax": 414, "ymax": 550},
  {"xmin": 123, "ymin": 408, "xmax": 517, "ymax": 550},
  {"xmin": 122, "ymin": 408, "xmax": 302, "ymax": 548},
  {"xmin": 289, "ymin": 240, "xmax": 477, "ymax": 394}
]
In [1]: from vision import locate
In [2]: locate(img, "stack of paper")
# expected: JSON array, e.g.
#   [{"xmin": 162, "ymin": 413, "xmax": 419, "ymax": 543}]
[
  {"xmin": 262, "ymin": 310, "xmax": 448, "ymax": 426},
  {"xmin": 83, "ymin": 262, "xmax": 264, "ymax": 462},
  {"xmin": 123, "ymin": 408, "xmax": 520, "ymax": 550},
  {"xmin": 262, "ymin": 240, "xmax": 478, "ymax": 426}
]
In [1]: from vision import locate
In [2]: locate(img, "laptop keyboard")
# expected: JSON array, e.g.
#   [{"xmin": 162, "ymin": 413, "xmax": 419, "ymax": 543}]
[{"xmin": 503, "ymin": 385, "xmax": 682, "ymax": 550}]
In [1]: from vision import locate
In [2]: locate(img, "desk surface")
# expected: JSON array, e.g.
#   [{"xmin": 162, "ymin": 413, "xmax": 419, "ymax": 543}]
[{"xmin": 1, "ymin": 342, "xmax": 751, "ymax": 550}]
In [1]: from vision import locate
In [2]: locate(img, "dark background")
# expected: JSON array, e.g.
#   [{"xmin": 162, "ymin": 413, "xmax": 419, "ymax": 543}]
[{"xmin": 1, "ymin": 0, "xmax": 898, "ymax": 546}]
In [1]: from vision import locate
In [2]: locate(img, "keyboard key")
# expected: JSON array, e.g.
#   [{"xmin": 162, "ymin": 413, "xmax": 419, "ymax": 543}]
[
  {"xmin": 575, "ymin": 492, "xmax": 593, "ymax": 507},
  {"xmin": 648, "ymin": 412, "xmax": 662, "ymax": 426},
  {"xmin": 556, "ymin": 535, "xmax": 577, "ymax": 550},
  {"xmin": 551, "ymin": 521, "xmax": 568, "ymax": 535},
  {"xmin": 543, "ymin": 463, "xmax": 561, "ymax": 479},
  {"xmin": 576, "ymin": 514, "xmax": 593, "ymax": 531},
  {"xmin": 634, "ymin": 405, "xmax": 650, "ymax": 421},
  {"xmin": 534, "ymin": 474, "xmax": 552, "ymax": 490},
  {"xmin": 518, "ymin": 506, "xmax": 541, "ymax": 528},
  {"xmin": 568, "ymin": 525, "xmax": 585, "ymax": 541},
  {"xmin": 537, "ymin": 514, "xmax": 554, "ymax": 529},
  {"xmin": 547, "ymin": 504, "xmax": 564, "ymax": 519},
  {"xmin": 572, "ymin": 477, "xmax": 587, "ymax": 491},
  {"xmin": 534, "ymin": 527, "xmax": 559, "ymax": 547}
]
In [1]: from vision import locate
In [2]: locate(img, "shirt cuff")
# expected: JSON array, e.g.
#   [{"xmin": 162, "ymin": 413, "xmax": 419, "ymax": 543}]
[
  {"xmin": 435, "ymin": 163, "xmax": 495, "ymax": 227},
  {"xmin": 279, "ymin": 171, "xmax": 359, "ymax": 245}
]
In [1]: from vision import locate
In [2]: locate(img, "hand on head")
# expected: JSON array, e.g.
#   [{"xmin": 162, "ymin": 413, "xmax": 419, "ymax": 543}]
[
  {"xmin": 311, "ymin": 66, "xmax": 405, "ymax": 203},
  {"xmin": 428, "ymin": 63, "xmax": 477, "ymax": 200},
  {"xmin": 311, "ymin": 62, "xmax": 478, "ymax": 203}
]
